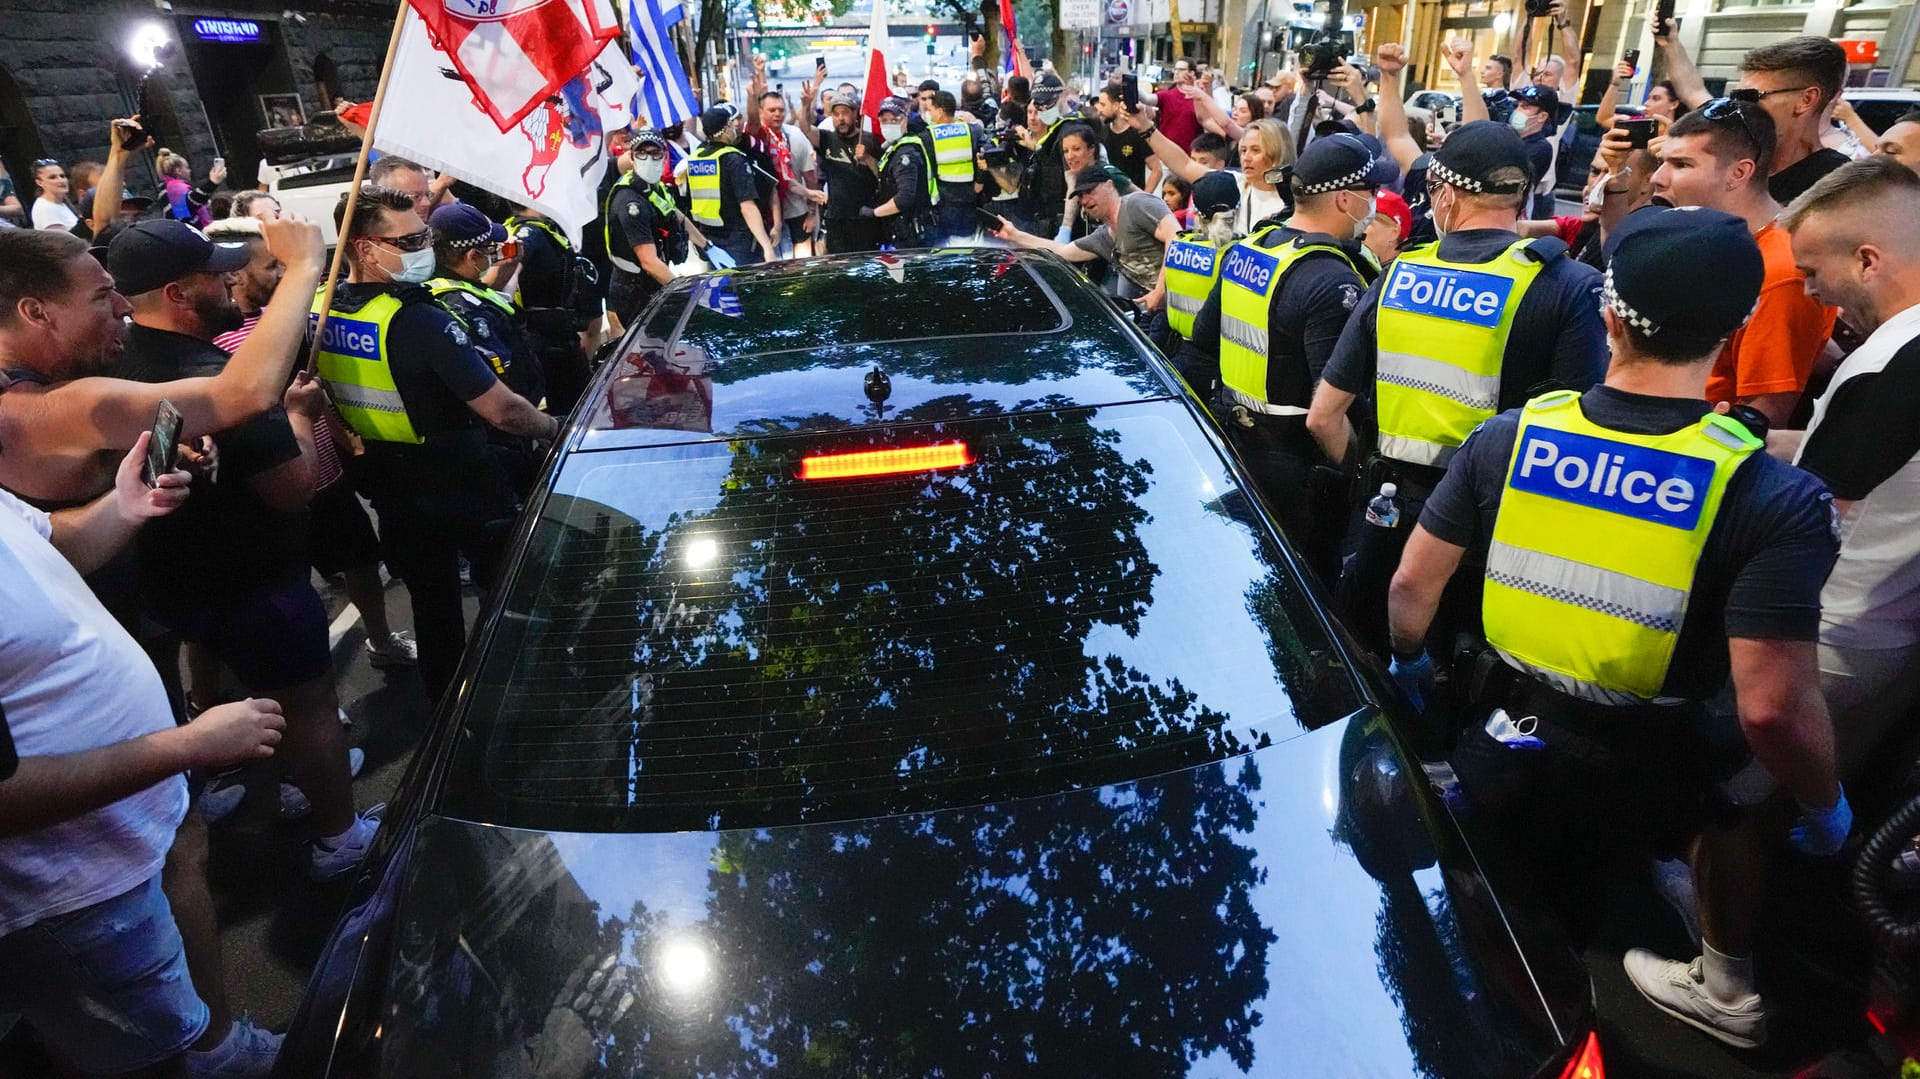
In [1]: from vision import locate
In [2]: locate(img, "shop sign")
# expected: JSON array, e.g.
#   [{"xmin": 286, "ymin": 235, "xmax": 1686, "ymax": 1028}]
[{"xmin": 190, "ymin": 18, "xmax": 263, "ymax": 43}]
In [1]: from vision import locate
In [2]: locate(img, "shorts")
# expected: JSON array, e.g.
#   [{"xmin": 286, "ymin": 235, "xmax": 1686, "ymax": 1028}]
[
  {"xmin": 146, "ymin": 572, "xmax": 333, "ymax": 691},
  {"xmin": 783, "ymin": 214, "xmax": 812, "ymax": 245},
  {"xmin": 308, "ymin": 479, "xmax": 383, "ymax": 578},
  {"xmin": 0, "ymin": 875, "xmax": 208, "ymax": 1075}
]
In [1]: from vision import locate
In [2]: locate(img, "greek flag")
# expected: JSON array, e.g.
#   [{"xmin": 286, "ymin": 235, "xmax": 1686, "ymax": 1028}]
[{"xmin": 628, "ymin": 0, "xmax": 697, "ymax": 128}]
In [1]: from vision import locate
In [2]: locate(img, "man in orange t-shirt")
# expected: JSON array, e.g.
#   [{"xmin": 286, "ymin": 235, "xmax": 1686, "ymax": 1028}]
[{"xmin": 1651, "ymin": 102, "xmax": 1838, "ymax": 426}]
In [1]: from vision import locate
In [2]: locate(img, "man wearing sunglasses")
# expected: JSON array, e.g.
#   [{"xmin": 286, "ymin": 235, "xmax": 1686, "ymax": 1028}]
[
  {"xmin": 1651, "ymin": 101, "xmax": 1836, "ymax": 429},
  {"xmin": 313, "ymin": 186, "xmax": 558, "ymax": 706},
  {"xmin": 1654, "ymin": 28, "xmax": 1849, "ymax": 205}
]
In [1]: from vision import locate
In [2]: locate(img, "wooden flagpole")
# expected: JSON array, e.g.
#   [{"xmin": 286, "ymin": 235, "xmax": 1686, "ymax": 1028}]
[{"xmin": 305, "ymin": 0, "xmax": 413, "ymax": 375}]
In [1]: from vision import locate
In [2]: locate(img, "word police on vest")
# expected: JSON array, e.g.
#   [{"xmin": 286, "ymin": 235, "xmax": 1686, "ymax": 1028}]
[
  {"xmin": 687, "ymin": 160, "xmax": 719, "ymax": 177},
  {"xmin": 1383, "ymin": 262, "xmax": 1515, "ymax": 329},
  {"xmin": 1222, "ymin": 245, "xmax": 1279, "ymax": 294},
  {"xmin": 312, "ymin": 312, "xmax": 382, "ymax": 363},
  {"xmin": 1510, "ymin": 426, "xmax": 1716, "ymax": 531},
  {"xmin": 1167, "ymin": 241, "xmax": 1219, "ymax": 276}
]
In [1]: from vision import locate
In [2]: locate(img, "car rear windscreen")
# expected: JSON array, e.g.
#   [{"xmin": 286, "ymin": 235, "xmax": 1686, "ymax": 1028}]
[{"xmin": 439, "ymin": 402, "xmax": 1363, "ymax": 833}]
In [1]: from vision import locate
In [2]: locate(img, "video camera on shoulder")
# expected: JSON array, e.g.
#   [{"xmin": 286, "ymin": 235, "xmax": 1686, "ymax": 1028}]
[
  {"xmin": 982, "ymin": 141, "xmax": 1012, "ymax": 168},
  {"xmin": 1300, "ymin": 32, "xmax": 1351, "ymax": 79}
]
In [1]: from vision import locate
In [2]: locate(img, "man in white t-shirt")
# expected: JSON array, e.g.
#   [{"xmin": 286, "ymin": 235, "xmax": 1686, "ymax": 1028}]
[
  {"xmin": 0, "ymin": 429, "xmax": 286, "ymax": 1076},
  {"xmin": 1780, "ymin": 158, "xmax": 1920, "ymax": 782}
]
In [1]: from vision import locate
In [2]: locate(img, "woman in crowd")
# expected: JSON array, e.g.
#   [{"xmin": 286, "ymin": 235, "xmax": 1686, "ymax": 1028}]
[{"xmin": 29, "ymin": 158, "xmax": 77, "ymax": 230}]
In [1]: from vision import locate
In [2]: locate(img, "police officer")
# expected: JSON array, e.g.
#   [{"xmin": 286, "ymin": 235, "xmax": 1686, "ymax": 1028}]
[
  {"xmin": 315, "ymin": 185, "xmax": 558, "ymax": 703},
  {"xmin": 603, "ymin": 128, "xmax": 692, "ymax": 325},
  {"xmin": 1019, "ymin": 72, "xmax": 1074, "ymax": 240},
  {"xmin": 1178, "ymin": 136, "xmax": 1383, "ymax": 582},
  {"xmin": 503, "ymin": 204, "xmax": 594, "ymax": 415},
  {"xmin": 816, "ymin": 91, "xmax": 885, "ymax": 254},
  {"xmin": 1306, "ymin": 120, "xmax": 1607, "ymax": 652},
  {"xmin": 1386, "ymin": 208, "xmax": 1847, "ymax": 1049},
  {"xmin": 1157, "ymin": 171, "xmax": 1243, "ymax": 359},
  {"xmin": 686, "ymin": 104, "xmax": 778, "ymax": 266},
  {"xmin": 860, "ymin": 97, "xmax": 938, "ymax": 248},
  {"xmin": 924, "ymin": 90, "xmax": 984, "ymax": 243}
]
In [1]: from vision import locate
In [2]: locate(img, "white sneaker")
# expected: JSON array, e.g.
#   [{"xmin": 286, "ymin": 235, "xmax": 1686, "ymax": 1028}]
[
  {"xmin": 199, "ymin": 780, "xmax": 248, "ymax": 825},
  {"xmin": 1623, "ymin": 948, "xmax": 1767, "ymax": 1049},
  {"xmin": 307, "ymin": 802, "xmax": 385, "ymax": 882},
  {"xmin": 185, "ymin": 1016, "xmax": 283, "ymax": 1078},
  {"xmin": 277, "ymin": 748, "xmax": 366, "ymax": 821},
  {"xmin": 365, "ymin": 630, "xmax": 418, "ymax": 670}
]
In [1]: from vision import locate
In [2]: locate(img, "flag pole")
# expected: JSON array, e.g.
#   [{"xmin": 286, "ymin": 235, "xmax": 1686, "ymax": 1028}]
[{"xmin": 304, "ymin": 0, "xmax": 412, "ymax": 375}]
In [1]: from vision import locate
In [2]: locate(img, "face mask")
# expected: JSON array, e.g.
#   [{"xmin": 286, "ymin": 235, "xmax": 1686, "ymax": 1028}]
[
  {"xmin": 635, "ymin": 157, "xmax": 666, "ymax": 184},
  {"xmin": 1347, "ymin": 195, "xmax": 1376, "ymax": 239},
  {"xmin": 1038, "ymin": 106, "xmax": 1062, "ymax": 125},
  {"xmin": 1583, "ymin": 174, "xmax": 1608, "ymax": 213},
  {"xmin": 1509, "ymin": 110, "xmax": 1531, "ymax": 133},
  {"xmin": 881, "ymin": 123, "xmax": 905, "ymax": 142},
  {"xmin": 379, "ymin": 244, "xmax": 435, "ymax": 285}
]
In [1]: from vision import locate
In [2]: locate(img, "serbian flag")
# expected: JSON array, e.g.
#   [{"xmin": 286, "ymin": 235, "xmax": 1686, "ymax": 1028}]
[
  {"xmin": 998, "ymin": 0, "xmax": 1030, "ymax": 79},
  {"xmin": 406, "ymin": 0, "xmax": 620, "ymax": 133},
  {"xmin": 860, "ymin": 0, "xmax": 891, "ymax": 140}
]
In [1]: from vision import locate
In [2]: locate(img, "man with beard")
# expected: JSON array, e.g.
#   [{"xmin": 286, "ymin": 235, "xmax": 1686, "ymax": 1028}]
[
  {"xmin": 815, "ymin": 91, "xmax": 884, "ymax": 253},
  {"xmin": 105, "ymin": 220, "xmax": 377, "ymax": 886}
]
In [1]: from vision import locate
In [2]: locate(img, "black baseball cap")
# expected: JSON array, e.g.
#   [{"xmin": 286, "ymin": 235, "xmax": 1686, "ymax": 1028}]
[
  {"xmin": 1429, "ymin": 120, "xmax": 1535, "ymax": 195},
  {"xmin": 1602, "ymin": 206, "xmax": 1764, "ymax": 347},
  {"xmin": 698, "ymin": 103, "xmax": 738, "ymax": 139},
  {"xmin": 1190, "ymin": 170, "xmax": 1241, "ymax": 215},
  {"xmin": 1070, "ymin": 164, "xmax": 1133, "ymax": 196},
  {"xmin": 104, "ymin": 219, "xmax": 252, "ymax": 297}
]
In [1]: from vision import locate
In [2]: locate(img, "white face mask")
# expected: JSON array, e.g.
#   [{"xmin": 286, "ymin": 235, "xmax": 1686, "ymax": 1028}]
[
  {"xmin": 1509, "ymin": 109, "xmax": 1532, "ymax": 133},
  {"xmin": 881, "ymin": 122, "xmax": 905, "ymax": 143},
  {"xmin": 635, "ymin": 157, "xmax": 666, "ymax": 184},
  {"xmin": 1038, "ymin": 106, "xmax": 1062, "ymax": 125},
  {"xmin": 1347, "ymin": 194, "xmax": 1377, "ymax": 239},
  {"xmin": 378, "ymin": 244, "xmax": 436, "ymax": 285}
]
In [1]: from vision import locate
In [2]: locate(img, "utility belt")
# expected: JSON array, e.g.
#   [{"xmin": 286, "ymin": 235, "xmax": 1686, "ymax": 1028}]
[
  {"xmin": 1360, "ymin": 452, "xmax": 1447, "ymax": 504},
  {"xmin": 1456, "ymin": 636, "xmax": 1703, "ymax": 736}
]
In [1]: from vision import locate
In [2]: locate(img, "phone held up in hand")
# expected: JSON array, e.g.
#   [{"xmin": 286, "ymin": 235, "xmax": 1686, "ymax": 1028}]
[
  {"xmin": 143, "ymin": 400, "xmax": 183, "ymax": 488},
  {"xmin": 1654, "ymin": 0, "xmax": 1675, "ymax": 36},
  {"xmin": 1121, "ymin": 72, "xmax": 1139, "ymax": 111},
  {"xmin": 1619, "ymin": 116, "xmax": 1657, "ymax": 149},
  {"xmin": 1623, "ymin": 49, "xmax": 1640, "ymax": 74},
  {"xmin": 974, "ymin": 207, "xmax": 1006, "ymax": 234}
]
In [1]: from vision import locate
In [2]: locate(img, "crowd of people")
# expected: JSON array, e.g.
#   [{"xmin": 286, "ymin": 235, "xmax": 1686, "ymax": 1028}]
[{"xmin": 2, "ymin": 11, "xmax": 1920, "ymax": 1075}]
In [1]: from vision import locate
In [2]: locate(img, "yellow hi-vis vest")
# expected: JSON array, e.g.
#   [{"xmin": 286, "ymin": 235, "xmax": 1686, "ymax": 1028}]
[
  {"xmin": 1163, "ymin": 231, "xmax": 1227, "ymax": 341},
  {"xmin": 310, "ymin": 291, "xmax": 422, "ymax": 445},
  {"xmin": 686, "ymin": 144, "xmax": 742, "ymax": 227},
  {"xmin": 1218, "ymin": 229, "xmax": 1356, "ymax": 415},
  {"xmin": 1482, "ymin": 390, "xmax": 1761, "ymax": 705},
  {"xmin": 878, "ymin": 137, "xmax": 941, "ymax": 207},
  {"xmin": 505, "ymin": 214, "xmax": 573, "ymax": 306},
  {"xmin": 1374, "ymin": 238, "xmax": 1547, "ymax": 468},
  {"xmin": 929, "ymin": 122, "xmax": 976, "ymax": 184}
]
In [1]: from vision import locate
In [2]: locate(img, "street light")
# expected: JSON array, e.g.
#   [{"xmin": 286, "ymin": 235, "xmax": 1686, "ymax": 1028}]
[{"xmin": 128, "ymin": 20, "xmax": 172, "ymax": 71}]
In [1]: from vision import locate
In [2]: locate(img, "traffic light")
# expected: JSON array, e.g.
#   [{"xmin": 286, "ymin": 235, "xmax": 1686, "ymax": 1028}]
[{"xmin": 925, "ymin": 24, "xmax": 936, "ymax": 54}]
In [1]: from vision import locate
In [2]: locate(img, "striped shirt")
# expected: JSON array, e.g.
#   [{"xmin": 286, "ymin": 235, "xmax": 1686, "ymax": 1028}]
[{"xmin": 212, "ymin": 312, "xmax": 346, "ymax": 489}]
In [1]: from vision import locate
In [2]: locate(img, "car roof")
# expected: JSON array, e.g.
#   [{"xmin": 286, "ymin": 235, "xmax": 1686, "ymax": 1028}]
[{"xmin": 575, "ymin": 248, "xmax": 1181, "ymax": 452}]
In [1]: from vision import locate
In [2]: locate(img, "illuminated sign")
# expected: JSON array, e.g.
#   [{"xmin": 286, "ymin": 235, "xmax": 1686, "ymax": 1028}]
[{"xmin": 191, "ymin": 18, "xmax": 263, "ymax": 43}]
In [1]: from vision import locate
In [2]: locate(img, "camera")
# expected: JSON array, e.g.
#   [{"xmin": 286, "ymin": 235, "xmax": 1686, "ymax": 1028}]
[
  {"xmin": 1299, "ymin": 31, "xmax": 1350, "ymax": 79},
  {"xmin": 1524, "ymin": 0, "xmax": 1555, "ymax": 16}
]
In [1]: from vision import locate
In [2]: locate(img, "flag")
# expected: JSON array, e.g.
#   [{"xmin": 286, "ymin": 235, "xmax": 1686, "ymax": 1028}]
[
  {"xmin": 997, "ymin": 0, "xmax": 1029, "ymax": 79},
  {"xmin": 628, "ymin": 0, "xmax": 698, "ymax": 128},
  {"xmin": 377, "ymin": 4, "xmax": 639, "ymax": 245},
  {"xmin": 874, "ymin": 252, "xmax": 905, "ymax": 284},
  {"xmin": 658, "ymin": 0, "xmax": 683, "ymax": 26},
  {"xmin": 405, "ymin": 0, "xmax": 620, "ymax": 133},
  {"xmin": 861, "ymin": 0, "xmax": 891, "ymax": 140}
]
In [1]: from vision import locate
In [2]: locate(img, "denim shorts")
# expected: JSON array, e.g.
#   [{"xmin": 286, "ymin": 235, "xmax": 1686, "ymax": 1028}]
[{"xmin": 0, "ymin": 875, "xmax": 209, "ymax": 1074}]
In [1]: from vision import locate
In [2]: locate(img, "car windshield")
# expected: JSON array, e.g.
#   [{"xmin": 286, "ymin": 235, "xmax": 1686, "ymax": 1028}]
[{"xmin": 439, "ymin": 401, "xmax": 1364, "ymax": 833}]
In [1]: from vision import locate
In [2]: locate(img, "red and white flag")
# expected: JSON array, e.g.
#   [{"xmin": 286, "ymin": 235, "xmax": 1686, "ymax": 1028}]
[
  {"xmin": 406, "ymin": 0, "xmax": 620, "ymax": 133},
  {"xmin": 860, "ymin": 0, "xmax": 891, "ymax": 140}
]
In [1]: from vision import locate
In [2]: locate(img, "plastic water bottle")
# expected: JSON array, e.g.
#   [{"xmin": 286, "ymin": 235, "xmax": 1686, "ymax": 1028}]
[{"xmin": 1365, "ymin": 482, "xmax": 1401, "ymax": 529}]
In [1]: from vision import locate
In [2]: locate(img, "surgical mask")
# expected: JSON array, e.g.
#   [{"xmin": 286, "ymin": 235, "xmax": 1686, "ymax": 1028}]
[
  {"xmin": 1038, "ymin": 106, "xmax": 1062, "ymax": 125},
  {"xmin": 387, "ymin": 245, "xmax": 436, "ymax": 284},
  {"xmin": 635, "ymin": 157, "xmax": 666, "ymax": 184},
  {"xmin": 1347, "ymin": 194, "xmax": 1376, "ymax": 239},
  {"xmin": 1509, "ymin": 110, "xmax": 1531, "ymax": 133},
  {"xmin": 881, "ymin": 122, "xmax": 905, "ymax": 142},
  {"xmin": 1583, "ymin": 174, "xmax": 1608, "ymax": 212}
]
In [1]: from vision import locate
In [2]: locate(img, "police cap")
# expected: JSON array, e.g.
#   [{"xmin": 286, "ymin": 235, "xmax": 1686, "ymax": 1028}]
[
  {"xmin": 1602, "ymin": 206, "xmax": 1764, "ymax": 348},
  {"xmin": 1286, "ymin": 133, "xmax": 1381, "ymax": 195},
  {"xmin": 1429, "ymin": 120, "xmax": 1534, "ymax": 195},
  {"xmin": 1190, "ymin": 170, "xmax": 1241, "ymax": 216},
  {"xmin": 428, "ymin": 204, "xmax": 507, "ymax": 249}
]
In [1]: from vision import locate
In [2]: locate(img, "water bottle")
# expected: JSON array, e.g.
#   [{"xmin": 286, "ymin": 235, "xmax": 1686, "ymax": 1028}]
[{"xmin": 1365, "ymin": 482, "xmax": 1401, "ymax": 529}]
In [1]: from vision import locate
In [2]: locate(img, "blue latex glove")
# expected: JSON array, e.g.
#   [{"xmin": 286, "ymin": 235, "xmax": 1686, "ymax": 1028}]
[
  {"xmin": 1052, "ymin": 225, "xmax": 1074, "ymax": 244},
  {"xmin": 1788, "ymin": 788, "xmax": 1852, "ymax": 856},
  {"xmin": 1389, "ymin": 651, "xmax": 1436, "ymax": 712},
  {"xmin": 706, "ymin": 245, "xmax": 737, "ymax": 270}
]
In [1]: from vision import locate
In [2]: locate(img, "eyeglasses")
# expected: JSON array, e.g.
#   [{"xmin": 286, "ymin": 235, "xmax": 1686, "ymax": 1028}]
[
  {"xmin": 1701, "ymin": 97, "xmax": 1766, "ymax": 155},
  {"xmin": 1727, "ymin": 86, "xmax": 1809, "ymax": 104},
  {"xmin": 369, "ymin": 227, "xmax": 434, "ymax": 253}
]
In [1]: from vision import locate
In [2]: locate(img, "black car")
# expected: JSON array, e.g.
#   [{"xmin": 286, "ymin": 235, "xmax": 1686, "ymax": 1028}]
[{"xmin": 275, "ymin": 249, "xmax": 1605, "ymax": 1079}]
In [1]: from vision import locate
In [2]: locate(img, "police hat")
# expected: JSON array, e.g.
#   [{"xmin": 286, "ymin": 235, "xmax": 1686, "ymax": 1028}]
[
  {"xmin": 1190, "ymin": 170, "xmax": 1241, "ymax": 216},
  {"xmin": 428, "ymin": 203, "xmax": 507, "ymax": 249},
  {"xmin": 104, "ymin": 219, "xmax": 252, "ymax": 297},
  {"xmin": 1429, "ymin": 120, "xmax": 1534, "ymax": 195},
  {"xmin": 698, "ymin": 103, "xmax": 738, "ymax": 139},
  {"xmin": 1030, "ymin": 72, "xmax": 1066, "ymax": 109},
  {"xmin": 877, "ymin": 96, "xmax": 912, "ymax": 119},
  {"xmin": 629, "ymin": 127, "xmax": 669, "ymax": 153},
  {"xmin": 1285, "ymin": 133, "xmax": 1381, "ymax": 195},
  {"xmin": 1602, "ymin": 206, "xmax": 1764, "ymax": 347}
]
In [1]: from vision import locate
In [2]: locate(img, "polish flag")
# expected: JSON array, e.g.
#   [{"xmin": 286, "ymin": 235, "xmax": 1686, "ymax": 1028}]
[
  {"xmin": 860, "ymin": 0, "xmax": 891, "ymax": 140},
  {"xmin": 406, "ymin": 0, "xmax": 620, "ymax": 133}
]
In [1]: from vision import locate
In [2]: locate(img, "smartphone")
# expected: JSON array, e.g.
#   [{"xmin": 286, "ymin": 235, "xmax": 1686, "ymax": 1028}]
[
  {"xmin": 1623, "ymin": 48, "xmax": 1641, "ymax": 73},
  {"xmin": 816, "ymin": 55, "xmax": 827, "ymax": 73},
  {"xmin": 499, "ymin": 239, "xmax": 520, "ymax": 259},
  {"xmin": 212, "ymin": 156, "xmax": 225, "ymax": 173},
  {"xmin": 1619, "ymin": 117, "xmax": 1657, "ymax": 148},
  {"xmin": 143, "ymin": 400, "xmax": 183, "ymax": 488},
  {"xmin": 1121, "ymin": 72, "xmax": 1139, "ymax": 111},
  {"xmin": 1654, "ymin": 0, "xmax": 1675, "ymax": 36},
  {"xmin": 116, "ymin": 116, "xmax": 148, "ymax": 152},
  {"xmin": 974, "ymin": 207, "xmax": 1006, "ymax": 234}
]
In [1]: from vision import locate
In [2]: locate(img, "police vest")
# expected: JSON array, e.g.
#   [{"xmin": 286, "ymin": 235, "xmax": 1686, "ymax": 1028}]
[
  {"xmin": 1162, "ymin": 231, "xmax": 1227, "ymax": 341},
  {"xmin": 878, "ymin": 137, "xmax": 940, "ymax": 207},
  {"xmin": 1482, "ymin": 390, "xmax": 1761, "ymax": 705},
  {"xmin": 309, "ymin": 292, "xmax": 422, "ymax": 445},
  {"xmin": 1218, "ymin": 230, "xmax": 1356, "ymax": 414},
  {"xmin": 686, "ymin": 144, "xmax": 742, "ymax": 227},
  {"xmin": 600, "ymin": 172, "xmax": 662, "ymax": 274},
  {"xmin": 1374, "ymin": 238, "xmax": 1549, "ymax": 467},
  {"xmin": 930, "ymin": 122, "xmax": 976, "ymax": 184},
  {"xmin": 504, "ymin": 214, "xmax": 577, "ymax": 310},
  {"xmin": 427, "ymin": 276, "xmax": 518, "ymax": 371}
]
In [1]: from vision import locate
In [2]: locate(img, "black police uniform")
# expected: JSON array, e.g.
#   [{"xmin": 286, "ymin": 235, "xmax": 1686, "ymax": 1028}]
[
  {"xmin": 693, "ymin": 138, "xmax": 768, "ymax": 265},
  {"xmin": 1022, "ymin": 117, "xmax": 1075, "ymax": 238},
  {"xmin": 602, "ymin": 177, "xmax": 686, "ymax": 324},
  {"xmin": 506, "ymin": 215, "xmax": 592, "ymax": 415},
  {"xmin": 876, "ymin": 127, "xmax": 937, "ymax": 248},
  {"xmin": 931, "ymin": 119, "xmax": 985, "ymax": 244},
  {"xmin": 1179, "ymin": 226, "xmax": 1374, "ymax": 582},
  {"xmin": 1322, "ymin": 227, "xmax": 1607, "ymax": 652},
  {"xmin": 329, "ymin": 282, "xmax": 519, "ymax": 703},
  {"xmin": 818, "ymin": 126, "xmax": 885, "ymax": 254},
  {"xmin": 429, "ymin": 275, "xmax": 545, "ymax": 495}
]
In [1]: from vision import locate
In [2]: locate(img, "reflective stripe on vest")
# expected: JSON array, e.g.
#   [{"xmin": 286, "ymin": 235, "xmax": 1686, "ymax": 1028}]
[
  {"xmin": 879, "ymin": 137, "xmax": 941, "ymax": 207},
  {"xmin": 930, "ymin": 122, "xmax": 975, "ymax": 183},
  {"xmin": 1481, "ymin": 390, "xmax": 1761, "ymax": 704},
  {"xmin": 428, "ymin": 277, "xmax": 517, "ymax": 318},
  {"xmin": 686, "ymin": 144, "xmax": 741, "ymax": 227},
  {"xmin": 1163, "ymin": 232, "xmax": 1226, "ymax": 340},
  {"xmin": 1218, "ymin": 230, "xmax": 1355, "ymax": 406},
  {"xmin": 1374, "ymin": 238, "xmax": 1545, "ymax": 468},
  {"xmin": 309, "ymin": 291, "xmax": 422, "ymax": 445},
  {"xmin": 601, "ymin": 172, "xmax": 646, "ymax": 273}
]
